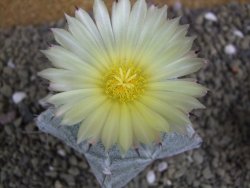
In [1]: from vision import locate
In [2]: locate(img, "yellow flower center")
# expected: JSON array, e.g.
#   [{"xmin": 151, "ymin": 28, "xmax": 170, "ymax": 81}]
[{"xmin": 105, "ymin": 63, "xmax": 146, "ymax": 103}]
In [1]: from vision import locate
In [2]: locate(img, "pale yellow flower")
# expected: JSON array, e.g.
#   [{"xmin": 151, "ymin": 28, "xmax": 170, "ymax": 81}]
[{"xmin": 39, "ymin": 0, "xmax": 207, "ymax": 153}]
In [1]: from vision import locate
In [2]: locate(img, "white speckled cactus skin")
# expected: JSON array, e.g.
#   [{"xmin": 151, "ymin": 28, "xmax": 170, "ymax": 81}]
[{"xmin": 36, "ymin": 109, "xmax": 202, "ymax": 188}]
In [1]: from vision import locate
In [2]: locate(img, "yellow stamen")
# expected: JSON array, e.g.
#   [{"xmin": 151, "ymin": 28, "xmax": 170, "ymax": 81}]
[{"xmin": 105, "ymin": 63, "xmax": 146, "ymax": 102}]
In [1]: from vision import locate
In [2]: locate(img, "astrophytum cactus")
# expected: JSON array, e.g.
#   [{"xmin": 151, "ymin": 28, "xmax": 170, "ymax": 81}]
[{"xmin": 37, "ymin": 0, "xmax": 206, "ymax": 187}]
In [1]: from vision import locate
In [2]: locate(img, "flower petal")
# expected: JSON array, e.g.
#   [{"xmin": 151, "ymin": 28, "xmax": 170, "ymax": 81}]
[
  {"xmin": 52, "ymin": 28, "xmax": 101, "ymax": 69},
  {"xmin": 134, "ymin": 101, "xmax": 169, "ymax": 132},
  {"xmin": 75, "ymin": 8, "xmax": 103, "ymax": 44},
  {"xmin": 101, "ymin": 102, "xmax": 120, "ymax": 150},
  {"xmin": 54, "ymin": 91, "xmax": 103, "ymax": 117},
  {"xmin": 148, "ymin": 80, "xmax": 207, "ymax": 97},
  {"xmin": 93, "ymin": 0, "xmax": 115, "ymax": 52},
  {"xmin": 118, "ymin": 103, "xmax": 133, "ymax": 153},
  {"xmin": 41, "ymin": 46, "xmax": 97, "ymax": 72},
  {"xmin": 134, "ymin": 5, "xmax": 168, "ymax": 63},
  {"xmin": 38, "ymin": 68, "xmax": 101, "ymax": 90},
  {"xmin": 130, "ymin": 103, "xmax": 157, "ymax": 144},
  {"xmin": 146, "ymin": 91, "xmax": 205, "ymax": 112},
  {"xmin": 65, "ymin": 14, "xmax": 110, "ymax": 69},
  {"xmin": 139, "ymin": 95, "xmax": 190, "ymax": 128},
  {"xmin": 77, "ymin": 100, "xmax": 112, "ymax": 143},
  {"xmin": 151, "ymin": 57, "xmax": 204, "ymax": 80},
  {"xmin": 148, "ymin": 36, "xmax": 195, "ymax": 70},
  {"xmin": 137, "ymin": 17, "xmax": 180, "ymax": 63},
  {"xmin": 111, "ymin": 0, "xmax": 131, "ymax": 57},
  {"xmin": 126, "ymin": 0, "xmax": 147, "ymax": 60},
  {"xmin": 47, "ymin": 89, "xmax": 101, "ymax": 106},
  {"xmin": 61, "ymin": 95, "xmax": 106, "ymax": 125}
]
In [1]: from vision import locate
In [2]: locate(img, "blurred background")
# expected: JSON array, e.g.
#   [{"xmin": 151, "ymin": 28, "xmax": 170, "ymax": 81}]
[
  {"xmin": 0, "ymin": 0, "xmax": 250, "ymax": 188},
  {"xmin": 0, "ymin": 0, "xmax": 249, "ymax": 27}
]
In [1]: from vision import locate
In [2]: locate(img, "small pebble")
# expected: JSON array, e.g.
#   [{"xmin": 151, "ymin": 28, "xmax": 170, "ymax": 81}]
[
  {"xmin": 68, "ymin": 167, "xmax": 80, "ymax": 176},
  {"xmin": 224, "ymin": 44, "xmax": 237, "ymax": 55},
  {"xmin": 49, "ymin": 166, "xmax": 55, "ymax": 171},
  {"xmin": 193, "ymin": 152, "xmax": 204, "ymax": 164},
  {"xmin": 233, "ymin": 30, "xmax": 244, "ymax": 38},
  {"xmin": 60, "ymin": 174, "xmax": 75, "ymax": 186},
  {"xmin": 54, "ymin": 180, "xmax": 63, "ymax": 188},
  {"xmin": 12, "ymin": 92, "xmax": 27, "ymax": 104},
  {"xmin": 163, "ymin": 178, "xmax": 172, "ymax": 186},
  {"xmin": 1, "ymin": 84, "xmax": 12, "ymax": 97},
  {"xmin": 157, "ymin": 162, "xmax": 168, "ymax": 172},
  {"xmin": 57, "ymin": 149, "xmax": 66, "ymax": 157},
  {"xmin": 202, "ymin": 167, "xmax": 213, "ymax": 179},
  {"xmin": 69, "ymin": 156, "xmax": 78, "ymax": 166},
  {"xmin": 146, "ymin": 170, "xmax": 156, "ymax": 184},
  {"xmin": 204, "ymin": 12, "xmax": 218, "ymax": 22},
  {"xmin": 165, "ymin": 179, "xmax": 172, "ymax": 186},
  {"xmin": 7, "ymin": 59, "xmax": 15, "ymax": 68}
]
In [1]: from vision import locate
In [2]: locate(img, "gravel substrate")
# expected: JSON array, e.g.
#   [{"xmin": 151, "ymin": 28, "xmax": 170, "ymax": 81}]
[{"xmin": 0, "ymin": 3, "xmax": 250, "ymax": 188}]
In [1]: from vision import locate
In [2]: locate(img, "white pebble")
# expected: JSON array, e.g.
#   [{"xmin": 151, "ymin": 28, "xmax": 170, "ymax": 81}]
[
  {"xmin": 165, "ymin": 179, "xmax": 172, "ymax": 186},
  {"xmin": 49, "ymin": 166, "xmax": 55, "ymax": 171},
  {"xmin": 157, "ymin": 162, "xmax": 168, "ymax": 172},
  {"xmin": 7, "ymin": 59, "xmax": 15, "ymax": 68},
  {"xmin": 204, "ymin": 12, "xmax": 218, "ymax": 22},
  {"xmin": 57, "ymin": 149, "xmax": 66, "ymax": 157},
  {"xmin": 12, "ymin": 92, "xmax": 27, "ymax": 104},
  {"xmin": 146, "ymin": 170, "xmax": 156, "ymax": 184},
  {"xmin": 224, "ymin": 44, "xmax": 237, "ymax": 55},
  {"xmin": 233, "ymin": 30, "xmax": 244, "ymax": 38}
]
